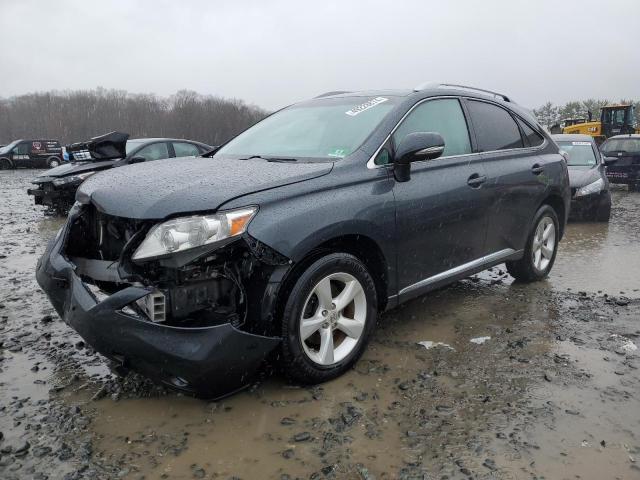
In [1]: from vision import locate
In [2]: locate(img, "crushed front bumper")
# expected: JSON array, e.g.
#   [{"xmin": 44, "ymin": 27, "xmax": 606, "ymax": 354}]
[
  {"xmin": 36, "ymin": 227, "xmax": 281, "ymax": 398},
  {"xmin": 27, "ymin": 187, "xmax": 61, "ymax": 205},
  {"xmin": 27, "ymin": 181, "xmax": 75, "ymax": 213}
]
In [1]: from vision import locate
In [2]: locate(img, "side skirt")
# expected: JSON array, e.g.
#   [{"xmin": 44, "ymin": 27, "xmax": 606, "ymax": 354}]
[{"xmin": 391, "ymin": 248, "xmax": 523, "ymax": 306}]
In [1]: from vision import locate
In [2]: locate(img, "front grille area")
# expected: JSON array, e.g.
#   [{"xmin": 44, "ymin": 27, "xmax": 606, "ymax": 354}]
[{"xmin": 65, "ymin": 204, "xmax": 149, "ymax": 261}]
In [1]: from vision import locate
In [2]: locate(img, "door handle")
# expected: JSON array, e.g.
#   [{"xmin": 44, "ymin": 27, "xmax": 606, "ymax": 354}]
[
  {"xmin": 531, "ymin": 164, "xmax": 544, "ymax": 175},
  {"xmin": 467, "ymin": 173, "xmax": 487, "ymax": 188}
]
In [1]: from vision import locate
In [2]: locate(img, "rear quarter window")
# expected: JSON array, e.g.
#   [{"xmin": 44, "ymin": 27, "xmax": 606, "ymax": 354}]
[{"xmin": 516, "ymin": 119, "xmax": 545, "ymax": 147}]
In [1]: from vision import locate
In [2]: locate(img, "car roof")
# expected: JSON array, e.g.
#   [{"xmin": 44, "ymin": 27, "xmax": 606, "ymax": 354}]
[
  {"xmin": 606, "ymin": 134, "xmax": 640, "ymax": 140},
  {"xmin": 317, "ymin": 85, "xmax": 540, "ymax": 127},
  {"xmin": 551, "ymin": 134, "xmax": 596, "ymax": 142},
  {"xmin": 14, "ymin": 139, "xmax": 59, "ymax": 142},
  {"xmin": 127, "ymin": 138, "xmax": 202, "ymax": 142}
]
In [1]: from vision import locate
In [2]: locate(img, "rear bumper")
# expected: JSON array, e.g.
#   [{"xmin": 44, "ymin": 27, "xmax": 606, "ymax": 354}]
[
  {"xmin": 606, "ymin": 169, "xmax": 639, "ymax": 185},
  {"xmin": 36, "ymin": 225, "xmax": 281, "ymax": 398}
]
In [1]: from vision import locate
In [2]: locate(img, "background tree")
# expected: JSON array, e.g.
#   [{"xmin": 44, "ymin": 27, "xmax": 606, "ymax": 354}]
[
  {"xmin": 533, "ymin": 101, "xmax": 559, "ymax": 128},
  {"xmin": 533, "ymin": 98, "xmax": 639, "ymax": 128},
  {"xmin": 0, "ymin": 88, "xmax": 267, "ymax": 146}
]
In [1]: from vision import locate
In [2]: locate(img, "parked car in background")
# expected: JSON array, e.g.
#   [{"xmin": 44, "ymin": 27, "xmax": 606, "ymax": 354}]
[
  {"xmin": 36, "ymin": 84, "xmax": 570, "ymax": 397},
  {"xmin": 28, "ymin": 132, "xmax": 212, "ymax": 214},
  {"xmin": 0, "ymin": 139, "xmax": 63, "ymax": 169},
  {"xmin": 600, "ymin": 134, "xmax": 640, "ymax": 191},
  {"xmin": 552, "ymin": 134, "xmax": 612, "ymax": 222}
]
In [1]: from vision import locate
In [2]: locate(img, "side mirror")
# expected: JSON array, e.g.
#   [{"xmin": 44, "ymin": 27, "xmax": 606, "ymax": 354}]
[
  {"xmin": 602, "ymin": 156, "xmax": 617, "ymax": 165},
  {"xmin": 394, "ymin": 132, "xmax": 445, "ymax": 182},
  {"xmin": 129, "ymin": 156, "xmax": 146, "ymax": 164}
]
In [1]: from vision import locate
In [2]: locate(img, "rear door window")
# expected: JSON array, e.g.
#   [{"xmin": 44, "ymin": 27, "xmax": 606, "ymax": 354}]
[
  {"xmin": 467, "ymin": 100, "xmax": 524, "ymax": 151},
  {"xmin": 134, "ymin": 142, "xmax": 170, "ymax": 161},
  {"xmin": 391, "ymin": 98, "xmax": 472, "ymax": 159},
  {"xmin": 173, "ymin": 142, "xmax": 201, "ymax": 157}
]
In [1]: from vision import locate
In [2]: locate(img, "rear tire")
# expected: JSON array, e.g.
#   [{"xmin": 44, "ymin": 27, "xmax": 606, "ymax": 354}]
[
  {"xmin": 0, "ymin": 158, "xmax": 12, "ymax": 170},
  {"xmin": 47, "ymin": 157, "xmax": 60, "ymax": 168},
  {"xmin": 506, "ymin": 205, "xmax": 560, "ymax": 282},
  {"xmin": 280, "ymin": 253, "xmax": 377, "ymax": 384}
]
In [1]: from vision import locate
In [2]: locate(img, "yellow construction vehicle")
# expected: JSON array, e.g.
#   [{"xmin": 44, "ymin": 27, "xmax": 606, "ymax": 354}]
[{"xmin": 562, "ymin": 104, "xmax": 639, "ymax": 144}]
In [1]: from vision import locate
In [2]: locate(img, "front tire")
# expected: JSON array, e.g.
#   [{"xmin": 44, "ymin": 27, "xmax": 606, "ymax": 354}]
[
  {"xmin": 506, "ymin": 205, "xmax": 560, "ymax": 282},
  {"xmin": 0, "ymin": 158, "xmax": 12, "ymax": 170},
  {"xmin": 280, "ymin": 253, "xmax": 377, "ymax": 384}
]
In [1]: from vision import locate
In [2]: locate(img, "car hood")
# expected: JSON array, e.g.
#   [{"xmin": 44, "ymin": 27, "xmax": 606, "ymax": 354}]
[
  {"xmin": 37, "ymin": 160, "xmax": 117, "ymax": 179},
  {"xmin": 78, "ymin": 157, "xmax": 334, "ymax": 219},
  {"xmin": 568, "ymin": 166, "xmax": 601, "ymax": 188}
]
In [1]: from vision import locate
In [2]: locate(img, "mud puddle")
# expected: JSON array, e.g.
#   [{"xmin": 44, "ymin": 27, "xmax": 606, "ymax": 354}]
[
  {"xmin": 551, "ymin": 187, "xmax": 640, "ymax": 296},
  {"xmin": 1, "ymin": 171, "xmax": 640, "ymax": 479}
]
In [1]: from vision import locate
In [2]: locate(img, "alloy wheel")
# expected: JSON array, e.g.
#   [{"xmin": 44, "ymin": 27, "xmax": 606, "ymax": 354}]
[
  {"xmin": 299, "ymin": 272, "xmax": 367, "ymax": 366},
  {"xmin": 532, "ymin": 216, "xmax": 556, "ymax": 272}
]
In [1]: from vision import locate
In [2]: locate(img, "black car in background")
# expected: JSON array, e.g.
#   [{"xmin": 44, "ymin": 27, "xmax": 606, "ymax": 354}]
[
  {"xmin": 0, "ymin": 139, "xmax": 63, "ymax": 169},
  {"xmin": 28, "ymin": 132, "xmax": 212, "ymax": 214},
  {"xmin": 36, "ymin": 85, "xmax": 570, "ymax": 397},
  {"xmin": 600, "ymin": 134, "xmax": 640, "ymax": 191},
  {"xmin": 552, "ymin": 134, "xmax": 612, "ymax": 222}
]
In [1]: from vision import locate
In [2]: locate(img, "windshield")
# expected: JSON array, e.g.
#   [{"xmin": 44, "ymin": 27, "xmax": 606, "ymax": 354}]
[
  {"xmin": 0, "ymin": 140, "xmax": 20, "ymax": 155},
  {"xmin": 601, "ymin": 138, "xmax": 640, "ymax": 154},
  {"xmin": 216, "ymin": 96, "xmax": 399, "ymax": 159},
  {"xmin": 557, "ymin": 141, "xmax": 597, "ymax": 166}
]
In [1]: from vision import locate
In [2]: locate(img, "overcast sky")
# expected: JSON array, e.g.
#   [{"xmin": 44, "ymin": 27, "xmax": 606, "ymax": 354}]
[{"xmin": 1, "ymin": 0, "xmax": 638, "ymax": 110}]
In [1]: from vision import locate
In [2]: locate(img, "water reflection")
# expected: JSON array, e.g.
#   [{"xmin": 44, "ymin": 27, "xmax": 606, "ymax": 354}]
[{"xmin": 551, "ymin": 189, "xmax": 640, "ymax": 295}]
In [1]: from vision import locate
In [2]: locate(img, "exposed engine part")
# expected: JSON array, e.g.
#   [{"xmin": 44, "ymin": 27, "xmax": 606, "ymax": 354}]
[{"xmin": 64, "ymin": 203, "xmax": 290, "ymax": 334}]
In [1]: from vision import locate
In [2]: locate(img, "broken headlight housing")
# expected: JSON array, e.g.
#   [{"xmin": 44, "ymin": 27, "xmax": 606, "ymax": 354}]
[
  {"xmin": 52, "ymin": 171, "xmax": 96, "ymax": 186},
  {"xmin": 132, "ymin": 207, "xmax": 257, "ymax": 261}
]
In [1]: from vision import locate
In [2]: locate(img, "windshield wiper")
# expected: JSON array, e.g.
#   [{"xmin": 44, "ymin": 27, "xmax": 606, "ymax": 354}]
[{"xmin": 240, "ymin": 155, "xmax": 298, "ymax": 162}]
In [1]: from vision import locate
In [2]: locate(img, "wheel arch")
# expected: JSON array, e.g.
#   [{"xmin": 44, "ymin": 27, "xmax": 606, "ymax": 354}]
[
  {"xmin": 273, "ymin": 233, "xmax": 390, "ymax": 327},
  {"xmin": 0, "ymin": 157, "xmax": 14, "ymax": 169},
  {"xmin": 540, "ymin": 194, "xmax": 566, "ymax": 239}
]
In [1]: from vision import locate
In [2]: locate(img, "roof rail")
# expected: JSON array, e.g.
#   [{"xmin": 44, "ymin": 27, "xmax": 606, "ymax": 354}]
[
  {"xmin": 414, "ymin": 82, "xmax": 511, "ymax": 102},
  {"xmin": 314, "ymin": 90, "xmax": 352, "ymax": 98}
]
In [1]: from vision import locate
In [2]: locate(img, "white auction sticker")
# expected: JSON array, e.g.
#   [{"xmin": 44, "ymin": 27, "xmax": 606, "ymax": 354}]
[
  {"xmin": 572, "ymin": 142, "xmax": 592, "ymax": 146},
  {"xmin": 345, "ymin": 97, "xmax": 388, "ymax": 116}
]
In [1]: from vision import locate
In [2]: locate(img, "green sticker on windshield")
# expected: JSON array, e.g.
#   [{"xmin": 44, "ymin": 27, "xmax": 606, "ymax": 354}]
[{"xmin": 328, "ymin": 148, "xmax": 347, "ymax": 158}]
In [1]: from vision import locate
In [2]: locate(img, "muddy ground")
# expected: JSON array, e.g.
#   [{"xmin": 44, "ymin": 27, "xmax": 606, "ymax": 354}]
[{"xmin": 1, "ymin": 169, "xmax": 639, "ymax": 480}]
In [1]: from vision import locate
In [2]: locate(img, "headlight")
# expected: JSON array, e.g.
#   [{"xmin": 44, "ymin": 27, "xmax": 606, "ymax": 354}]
[
  {"xmin": 575, "ymin": 178, "xmax": 604, "ymax": 197},
  {"xmin": 52, "ymin": 171, "xmax": 96, "ymax": 187},
  {"xmin": 132, "ymin": 206, "xmax": 257, "ymax": 261}
]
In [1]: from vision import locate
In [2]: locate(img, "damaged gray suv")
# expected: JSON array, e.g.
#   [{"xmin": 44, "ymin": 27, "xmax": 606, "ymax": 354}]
[{"xmin": 37, "ymin": 84, "xmax": 570, "ymax": 397}]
